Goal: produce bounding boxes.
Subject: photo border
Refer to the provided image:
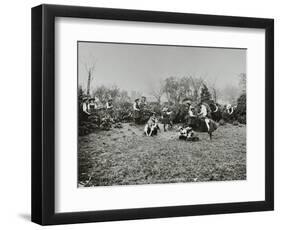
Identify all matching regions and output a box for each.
[76,40,247,186]
[31,4,274,225]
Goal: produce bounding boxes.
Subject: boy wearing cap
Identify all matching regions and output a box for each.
[162,107,173,132]
[87,97,96,113]
[106,98,114,119]
[133,98,141,124]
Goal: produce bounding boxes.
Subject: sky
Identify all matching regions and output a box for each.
[78,41,246,98]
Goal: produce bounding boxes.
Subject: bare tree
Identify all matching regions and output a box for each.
[211,87,219,102]
[222,85,239,105]
[205,77,221,103]
[94,85,120,103]
[150,80,164,104]
[189,76,204,102]
[239,73,246,94]
[84,62,96,97]
[162,76,187,105]
[130,90,142,101]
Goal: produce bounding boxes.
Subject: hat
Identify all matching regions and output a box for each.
[182,98,191,104]
[135,98,140,102]
[226,104,232,110]
[82,97,88,101]
[183,100,191,105]
[162,107,168,112]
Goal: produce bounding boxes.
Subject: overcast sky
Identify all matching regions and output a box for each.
[78,41,246,97]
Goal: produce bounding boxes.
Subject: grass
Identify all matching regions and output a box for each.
[78,122,246,187]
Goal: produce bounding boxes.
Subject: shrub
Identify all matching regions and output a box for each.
[236,93,246,124]
[219,119,225,126]
[233,121,239,126]
[238,114,246,124]
[200,84,211,102]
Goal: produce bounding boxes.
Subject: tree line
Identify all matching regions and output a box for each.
[80,73,246,107]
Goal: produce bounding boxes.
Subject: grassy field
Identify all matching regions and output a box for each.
[78,122,246,187]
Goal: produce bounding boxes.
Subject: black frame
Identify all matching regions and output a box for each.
[31,4,274,225]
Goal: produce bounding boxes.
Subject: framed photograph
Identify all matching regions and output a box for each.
[31,4,274,225]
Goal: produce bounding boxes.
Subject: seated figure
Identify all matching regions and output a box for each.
[144,113,160,136]
[179,126,199,142]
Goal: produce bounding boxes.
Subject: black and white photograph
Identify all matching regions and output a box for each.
[78,41,247,187]
[29,3,274,226]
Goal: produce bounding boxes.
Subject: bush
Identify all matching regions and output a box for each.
[149,102,162,116]
[100,116,113,130]
[200,84,211,102]
[219,119,225,126]
[114,101,133,123]
[236,93,246,124]
[233,121,239,126]
[169,104,188,124]
[238,114,246,124]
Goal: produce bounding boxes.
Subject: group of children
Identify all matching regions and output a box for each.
[81,97,113,116]
[143,110,199,141]
[143,99,213,141]
[133,96,148,124]
[81,95,211,141]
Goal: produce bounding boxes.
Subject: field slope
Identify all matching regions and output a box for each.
[78,123,246,187]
